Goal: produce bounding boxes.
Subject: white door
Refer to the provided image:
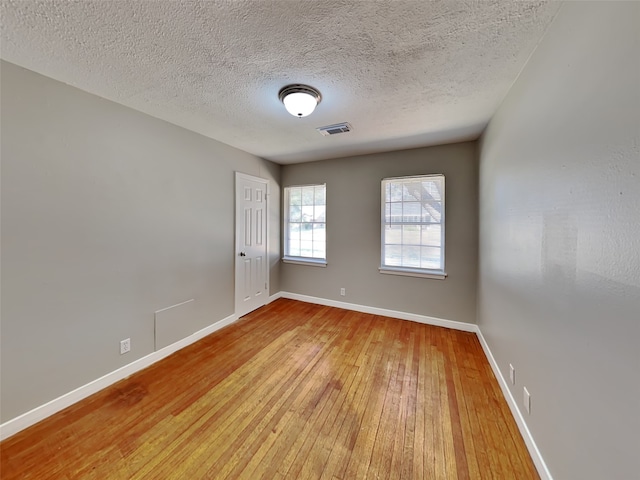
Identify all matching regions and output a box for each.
[235,172,269,317]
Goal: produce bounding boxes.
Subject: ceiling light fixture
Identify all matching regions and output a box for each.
[278,84,322,118]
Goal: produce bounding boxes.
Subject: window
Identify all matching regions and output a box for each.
[283,184,327,266]
[380,174,446,278]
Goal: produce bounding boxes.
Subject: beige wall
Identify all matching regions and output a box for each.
[281,142,478,324]
[478,3,640,479]
[0,61,281,422]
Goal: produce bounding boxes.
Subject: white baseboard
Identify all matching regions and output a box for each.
[1,291,552,480]
[268,291,283,303]
[276,292,551,479]
[476,329,553,480]
[0,312,238,441]
[277,291,478,332]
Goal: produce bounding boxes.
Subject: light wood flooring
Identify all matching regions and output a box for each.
[1,298,538,479]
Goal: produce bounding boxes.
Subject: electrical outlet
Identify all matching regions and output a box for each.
[120,338,131,355]
[523,387,531,414]
[340,288,346,296]
[509,364,516,385]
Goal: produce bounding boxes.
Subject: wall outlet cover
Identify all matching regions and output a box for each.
[120,338,131,355]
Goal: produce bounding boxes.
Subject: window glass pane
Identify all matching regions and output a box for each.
[312,223,325,240]
[421,246,441,270]
[403,181,421,201]
[285,184,326,260]
[390,203,402,222]
[381,175,444,272]
[403,202,421,221]
[402,246,421,268]
[289,223,301,241]
[302,186,315,205]
[314,205,326,222]
[312,243,326,258]
[288,222,300,257]
[384,245,402,266]
[390,182,403,202]
[300,240,313,257]
[289,187,302,205]
[402,225,420,245]
[422,180,442,201]
[421,225,441,247]
[384,225,402,244]
[301,205,314,222]
[290,205,301,222]
[422,202,442,223]
[288,244,300,256]
[300,223,313,241]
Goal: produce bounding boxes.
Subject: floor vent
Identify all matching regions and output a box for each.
[317,122,352,136]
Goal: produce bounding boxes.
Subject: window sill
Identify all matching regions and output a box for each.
[378,267,447,280]
[283,257,327,267]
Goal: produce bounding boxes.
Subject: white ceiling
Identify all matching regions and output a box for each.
[0,0,562,164]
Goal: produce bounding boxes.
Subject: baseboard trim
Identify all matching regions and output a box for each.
[1,292,552,480]
[278,291,477,332]
[276,291,550,479]
[0,312,238,441]
[476,329,553,480]
[268,291,284,303]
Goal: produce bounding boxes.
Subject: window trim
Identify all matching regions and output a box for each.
[283,183,327,265]
[378,266,447,279]
[282,257,327,267]
[380,174,446,279]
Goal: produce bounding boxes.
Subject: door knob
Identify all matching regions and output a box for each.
[239,252,246,257]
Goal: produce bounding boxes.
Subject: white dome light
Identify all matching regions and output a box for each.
[278,84,322,118]
[283,92,317,117]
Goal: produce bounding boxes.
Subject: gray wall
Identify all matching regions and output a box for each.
[0,61,281,422]
[478,3,640,479]
[281,143,478,324]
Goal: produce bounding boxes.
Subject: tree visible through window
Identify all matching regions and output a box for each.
[284,184,326,262]
[381,175,445,276]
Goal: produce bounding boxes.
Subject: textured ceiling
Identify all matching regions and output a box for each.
[1,0,561,164]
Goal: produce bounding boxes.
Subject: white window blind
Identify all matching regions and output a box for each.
[284,184,326,264]
[381,175,445,278]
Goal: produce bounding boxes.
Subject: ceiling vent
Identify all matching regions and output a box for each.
[317,122,352,136]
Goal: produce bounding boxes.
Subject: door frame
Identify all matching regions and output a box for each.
[234,171,270,317]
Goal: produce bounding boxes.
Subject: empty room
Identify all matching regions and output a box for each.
[1,1,638,479]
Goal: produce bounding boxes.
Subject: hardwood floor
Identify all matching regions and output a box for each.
[1,299,538,479]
